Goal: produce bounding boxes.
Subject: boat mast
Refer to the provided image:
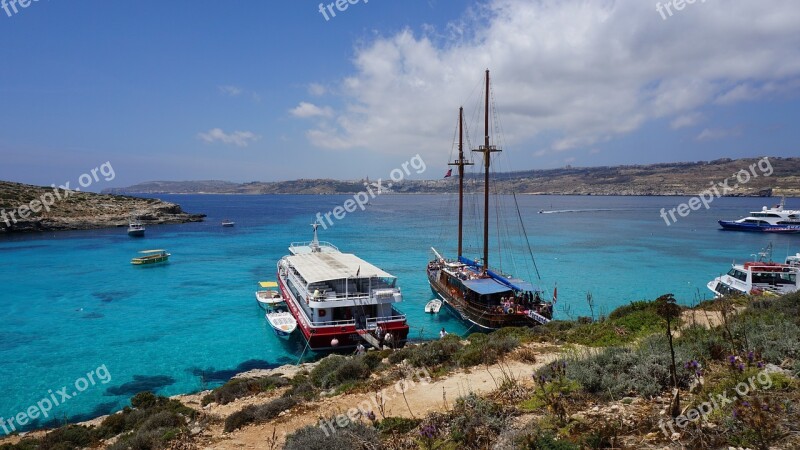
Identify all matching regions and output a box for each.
[449,106,473,258]
[472,69,501,274]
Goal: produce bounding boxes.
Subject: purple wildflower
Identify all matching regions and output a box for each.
[419,424,437,439]
[757,361,764,369]
[737,363,745,372]
[728,355,736,365]
[747,351,755,362]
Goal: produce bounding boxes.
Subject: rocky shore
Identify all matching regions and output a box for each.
[0,181,205,234]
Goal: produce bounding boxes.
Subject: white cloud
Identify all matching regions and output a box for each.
[295,0,800,157]
[219,85,243,96]
[197,128,261,147]
[219,85,261,102]
[670,112,705,129]
[308,83,327,96]
[290,102,333,118]
[696,127,742,142]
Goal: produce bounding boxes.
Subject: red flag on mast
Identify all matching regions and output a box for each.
[443,169,452,178]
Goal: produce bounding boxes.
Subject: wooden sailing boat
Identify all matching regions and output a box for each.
[426,70,554,330]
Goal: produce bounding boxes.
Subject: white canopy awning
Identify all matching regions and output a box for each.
[286,252,395,284]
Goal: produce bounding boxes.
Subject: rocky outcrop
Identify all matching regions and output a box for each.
[0,181,205,234]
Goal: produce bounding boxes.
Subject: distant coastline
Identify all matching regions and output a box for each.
[103,157,800,197]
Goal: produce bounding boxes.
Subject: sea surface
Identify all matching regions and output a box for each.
[1,194,798,429]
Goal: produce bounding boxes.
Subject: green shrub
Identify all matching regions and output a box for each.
[284,421,382,450]
[406,335,462,368]
[202,375,289,406]
[131,392,159,409]
[376,417,420,434]
[449,394,508,447]
[223,397,298,432]
[310,355,371,390]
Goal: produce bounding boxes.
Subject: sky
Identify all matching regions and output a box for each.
[0,0,799,190]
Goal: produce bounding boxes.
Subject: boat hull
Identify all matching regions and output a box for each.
[128,230,145,237]
[719,220,800,233]
[428,278,544,331]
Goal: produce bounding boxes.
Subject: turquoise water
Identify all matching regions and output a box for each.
[1,194,798,430]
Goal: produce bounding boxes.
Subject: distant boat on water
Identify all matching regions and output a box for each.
[131,249,170,266]
[221,220,235,227]
[127,218,145,237]
[427,70,554,330]
[718,197,800,233]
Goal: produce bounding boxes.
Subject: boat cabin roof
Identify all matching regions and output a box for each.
[463,278,513,295]
[139,249,167,254]
[286,251,395,284]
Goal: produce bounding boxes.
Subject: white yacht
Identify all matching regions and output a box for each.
[719,197,800,233]
[707,244,800,298]
[276,224,409,350]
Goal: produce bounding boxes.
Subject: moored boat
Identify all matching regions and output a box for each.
[277,224,409,351]
[266,311,297,338]
[707,244,800,298]
[427,70,553,330]
[718,197,800,233]
[131,249,170,265]
[255,281,284,309]
[222,220,235,227]
[424,299,442,314]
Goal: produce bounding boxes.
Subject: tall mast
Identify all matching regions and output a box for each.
[449,107,473,258]
[472,69,501,274]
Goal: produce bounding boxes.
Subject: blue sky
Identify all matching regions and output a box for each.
[1,0,799,189]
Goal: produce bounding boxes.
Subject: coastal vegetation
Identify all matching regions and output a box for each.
[2,292,799,449]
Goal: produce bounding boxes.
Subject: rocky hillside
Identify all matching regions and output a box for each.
[0,181,205,234]
[104,157,800,197]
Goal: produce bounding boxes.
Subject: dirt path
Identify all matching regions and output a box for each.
[197,348,561,449]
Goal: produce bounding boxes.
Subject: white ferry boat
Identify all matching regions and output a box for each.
[277,224,409,351]
[707,245,800,298]
[719,197,800,233]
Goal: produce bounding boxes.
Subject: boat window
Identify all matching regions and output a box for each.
[726,269,747,282]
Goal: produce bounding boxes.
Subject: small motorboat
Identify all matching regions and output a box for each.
[127,219,145,237]
[266,311,297,338]
[221,220,235,227]
[131,249,170,266]
[424,299,443,314]
[255,281,284,309]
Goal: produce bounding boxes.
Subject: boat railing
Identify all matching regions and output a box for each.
[309,318,357,327]
[365,314,407,329]
[289,240,339,251]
